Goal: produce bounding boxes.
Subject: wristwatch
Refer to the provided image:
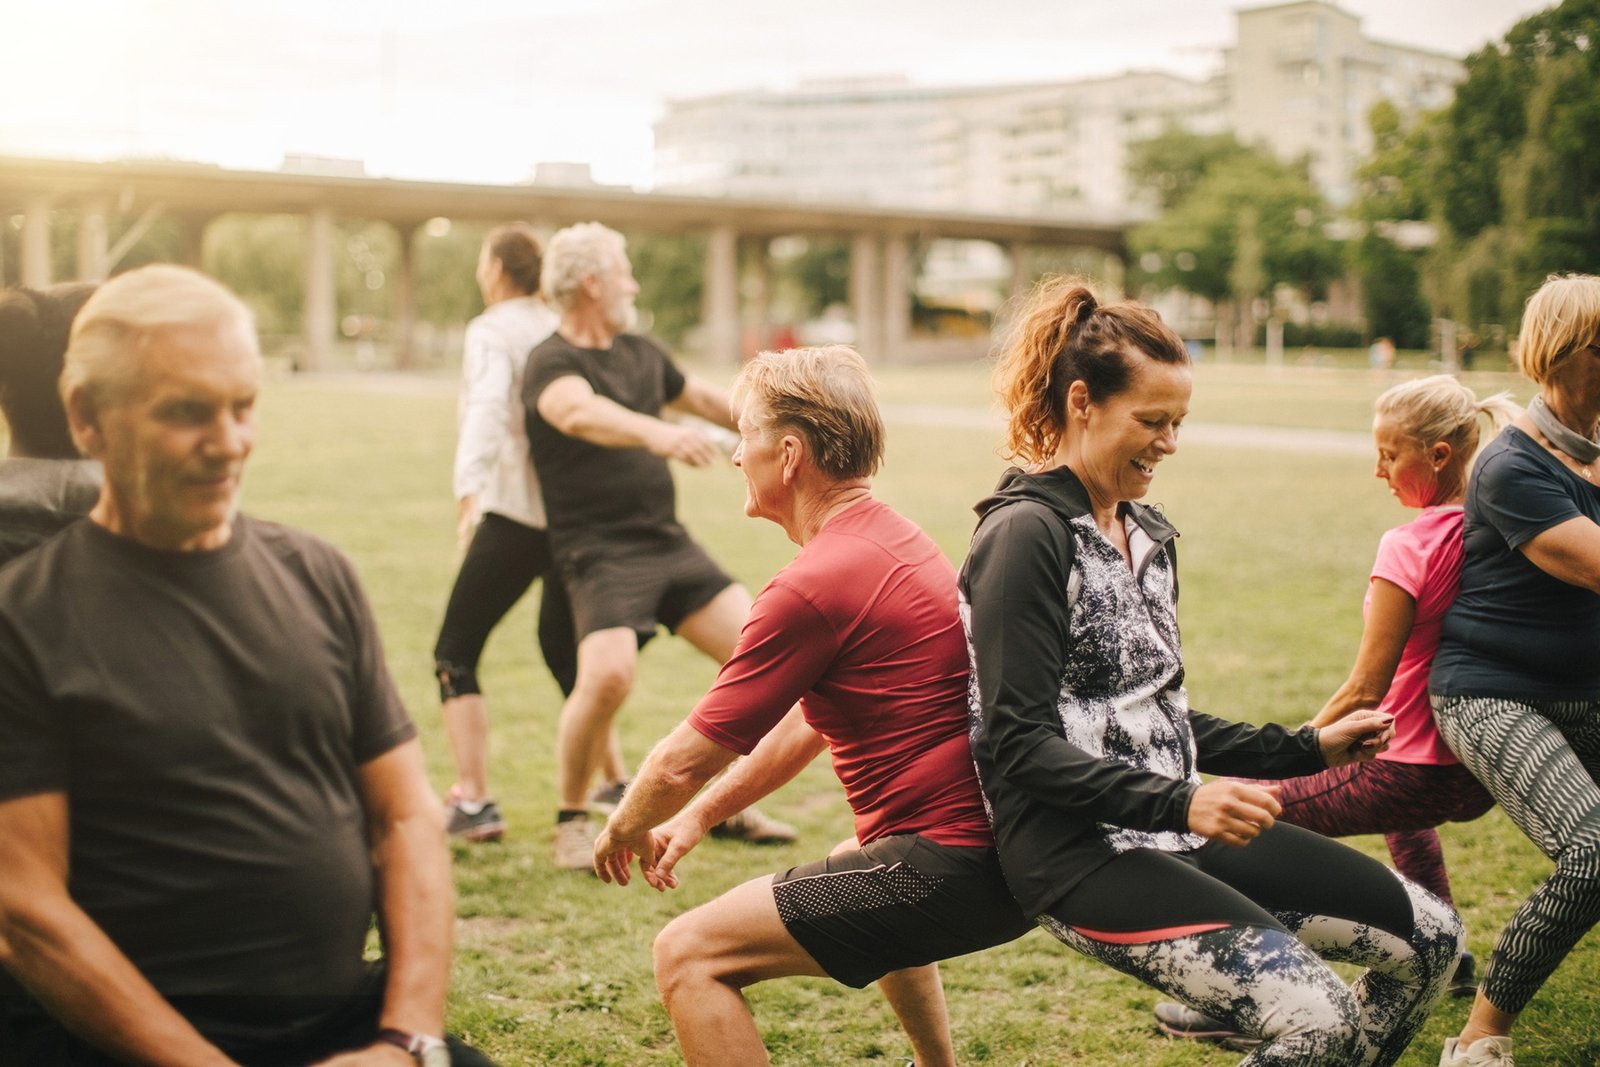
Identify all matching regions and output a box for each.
[376,1027,451,1067]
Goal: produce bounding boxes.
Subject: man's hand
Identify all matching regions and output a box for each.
[308,1041,412,1066]
[638,810,712,891]
[594,822,662,888]
[1187,780,1282,847]
[644,422,720,468]
[1317,708,1394,767]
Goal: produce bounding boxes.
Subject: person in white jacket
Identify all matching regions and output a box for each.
[432,223,624,842]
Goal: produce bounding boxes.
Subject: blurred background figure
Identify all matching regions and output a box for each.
[0,284,101,568]
[432,223,627,843]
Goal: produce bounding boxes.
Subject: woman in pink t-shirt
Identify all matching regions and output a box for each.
[1157,375,1519,1047]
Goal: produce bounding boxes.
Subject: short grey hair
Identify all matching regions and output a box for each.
[60,264,256,411]
[732,345,885,480]
[540,222,626,311]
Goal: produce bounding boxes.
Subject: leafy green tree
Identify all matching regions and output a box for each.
[626,231,706,347]
[1424,0,1600,329]
[1130,150,1340,328]
[1127,128,1255,213]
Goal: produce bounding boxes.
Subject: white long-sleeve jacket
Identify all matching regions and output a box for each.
[452,296,558,528]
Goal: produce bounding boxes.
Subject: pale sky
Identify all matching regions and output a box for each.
[0,0,1546,189]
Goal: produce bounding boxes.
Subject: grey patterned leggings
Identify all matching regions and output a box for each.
[1039,824,1462,1066]
[1433,695,1600,1015]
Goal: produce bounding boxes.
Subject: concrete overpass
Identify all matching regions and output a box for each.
[0,155,1131,367]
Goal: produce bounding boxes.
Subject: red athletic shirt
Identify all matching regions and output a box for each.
[688,498,993,847]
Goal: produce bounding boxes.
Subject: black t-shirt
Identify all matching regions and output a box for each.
[522,332,687,555]
[1432,427,1600,699]
[0,516,416,1048]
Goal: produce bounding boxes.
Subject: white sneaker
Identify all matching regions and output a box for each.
[1440,1035,1513,1065]
[553,813,598,873]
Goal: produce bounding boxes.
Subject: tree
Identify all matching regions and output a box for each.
[1127,128,1255,213]
[1423,0,1600,329]
[1130,146,1340,343]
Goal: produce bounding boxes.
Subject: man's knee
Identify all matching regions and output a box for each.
[654,911,721,1002]
[572,634,639,708]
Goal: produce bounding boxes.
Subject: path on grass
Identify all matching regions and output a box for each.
[885,403,1372,456]
[298,373,1372,457]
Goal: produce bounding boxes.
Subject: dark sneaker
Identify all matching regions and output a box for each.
[588,778,629,814]
[553,812,599,873]
[708,806,797,844]
[1153,1002,1261,1051]
[446,798,506,842]
[1450,951,1479,998]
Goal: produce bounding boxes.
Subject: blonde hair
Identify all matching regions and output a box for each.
[993,275,1188,466]
[60,264,255,410]
[540,222,626,311]
[1516,273,1600,383]
[731,345,884,480]
[1374,374,1519,466]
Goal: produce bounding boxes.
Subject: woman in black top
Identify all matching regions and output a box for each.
[959,276,1462,1066]
[1431,273,1600,1067]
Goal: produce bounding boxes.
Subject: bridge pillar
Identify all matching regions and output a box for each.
[702,224,739,366]
[393,221,418,370]
[883,235,911,363]
[849,235,883,362]
[21,196,52,288]
[303,207,336,372]
[76,200,110,281]
[1009,241,1031,299]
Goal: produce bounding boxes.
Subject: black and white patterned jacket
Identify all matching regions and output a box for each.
[959,466,1325,919]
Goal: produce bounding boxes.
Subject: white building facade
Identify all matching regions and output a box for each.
[652,1,1462,215]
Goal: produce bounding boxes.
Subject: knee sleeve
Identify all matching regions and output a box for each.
[436,661,481,701]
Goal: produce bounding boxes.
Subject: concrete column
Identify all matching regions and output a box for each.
[393,222,418,370]
[701,224,739,366]
[21,196,52,288]
[882,235,911,363]
[76,200,110,281]
[1009,241,1031,298]
[303,207,337,372]
[747,237,771,353]
[849,235,883,362]
[174,214,210,268]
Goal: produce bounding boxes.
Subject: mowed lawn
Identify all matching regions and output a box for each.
[239,359,1599,1067]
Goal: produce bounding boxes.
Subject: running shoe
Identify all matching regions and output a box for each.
[445,794,506,842]
[553,812,599,873]
[588,778,630,814]
[1449,951,1479,998]
[708,806,798,844]
[1440,1035,1513,1065]
[1153,1002,1262,1051]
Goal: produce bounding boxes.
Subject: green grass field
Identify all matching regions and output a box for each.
[237,360,1598,1066]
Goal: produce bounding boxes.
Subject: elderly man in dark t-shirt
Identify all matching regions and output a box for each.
[0,266,486,1067]
[523,222,794,871]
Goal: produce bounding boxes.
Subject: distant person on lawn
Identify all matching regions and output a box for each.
[523,221,794,871]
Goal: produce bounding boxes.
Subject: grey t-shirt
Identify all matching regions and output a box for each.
[1432,427,1600,699]
[0,515,415,1047]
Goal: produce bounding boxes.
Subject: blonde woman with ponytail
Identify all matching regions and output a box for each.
[1156,375,1517,1048]
[960,277,1462,1066]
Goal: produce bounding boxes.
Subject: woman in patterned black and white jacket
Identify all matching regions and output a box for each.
[959,276,1462,1066]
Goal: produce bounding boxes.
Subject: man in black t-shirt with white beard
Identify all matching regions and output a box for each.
[524,222,795,871]
[0,265,488,1067]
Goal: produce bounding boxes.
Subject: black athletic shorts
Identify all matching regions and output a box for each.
[558,534,734,643]
[771,833,1032,988]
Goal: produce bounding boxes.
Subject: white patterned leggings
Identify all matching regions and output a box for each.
[1433,695,1600,1015]
[1039,824,1462,1066]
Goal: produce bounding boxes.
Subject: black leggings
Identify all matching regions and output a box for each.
[1039,823,1462,1066]
[432,513,576,699]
